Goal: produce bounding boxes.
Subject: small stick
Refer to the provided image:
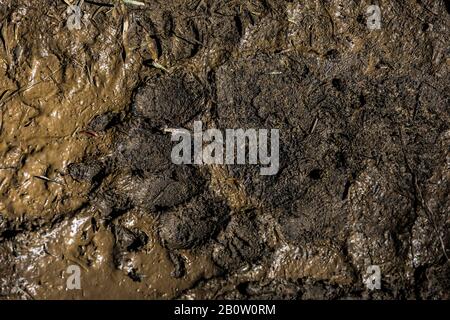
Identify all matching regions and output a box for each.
[310,118,318,134]
[123,0,145,6]
[151,61,169,72]
[33,175,63,185]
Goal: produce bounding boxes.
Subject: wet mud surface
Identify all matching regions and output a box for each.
[0,0,449,299]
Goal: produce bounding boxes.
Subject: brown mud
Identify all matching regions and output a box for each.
[0,0,449,299]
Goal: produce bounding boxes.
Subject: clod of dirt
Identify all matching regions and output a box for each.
[131,70,206,128]
[87,112,121,132]
[212,212,265,271]
[113,225,148,253]
[68,162,104,183]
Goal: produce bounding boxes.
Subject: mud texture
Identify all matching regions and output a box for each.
[0,0,449,299]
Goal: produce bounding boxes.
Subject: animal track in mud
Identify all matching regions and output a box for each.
[68,69,241,277]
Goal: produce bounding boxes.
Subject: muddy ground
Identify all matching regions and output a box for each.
[0,0,449,299]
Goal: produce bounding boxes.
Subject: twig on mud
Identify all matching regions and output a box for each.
[85,0,114,7]
[33,175,63,185]
[79,129,99,137]
[310,117,318,134]
[120,7,130,63]
[143,59,169,72]
[0,89,10,105]
[122,0,145,6]
[83,0,145,7]
[173,32,203,47]
[150,61,169,72]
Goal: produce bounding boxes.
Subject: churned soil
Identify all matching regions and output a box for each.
[0,0,449,299]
